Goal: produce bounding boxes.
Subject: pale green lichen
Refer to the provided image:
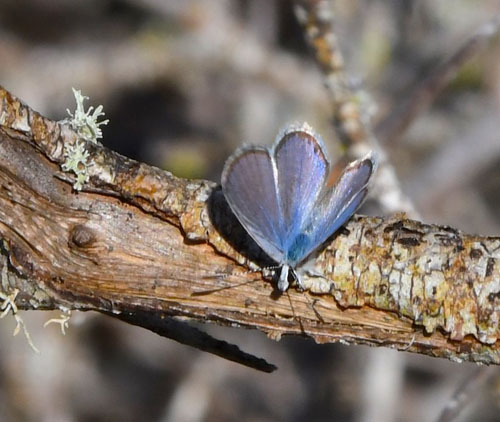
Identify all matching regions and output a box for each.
[66,88,108,143]
[0,264,40,353]
[62,88,109,190]
[61,140,90,191]
[43,310,71,335]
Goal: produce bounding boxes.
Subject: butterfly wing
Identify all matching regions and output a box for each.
[222,126,375,271]
[273,131,329,251]
[297,153,376,263]
[221,147,286,263]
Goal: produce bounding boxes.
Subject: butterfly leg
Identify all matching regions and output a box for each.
[277,264,290,292]
[293,270,306,291]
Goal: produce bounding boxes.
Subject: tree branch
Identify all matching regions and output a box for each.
[0,85,499,367]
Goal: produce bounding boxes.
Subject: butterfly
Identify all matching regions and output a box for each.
[221,123,376,292]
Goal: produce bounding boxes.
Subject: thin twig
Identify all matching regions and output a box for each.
[113,311,277,373]
[436,366,496,422]
[293,0,419,217]
[376,13,500,146]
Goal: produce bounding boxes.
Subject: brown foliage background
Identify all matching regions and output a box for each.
[0,1,499,421]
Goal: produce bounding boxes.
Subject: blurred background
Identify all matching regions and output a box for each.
[1,1,500,421]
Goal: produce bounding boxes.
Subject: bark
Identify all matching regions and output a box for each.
[1,86,500,368]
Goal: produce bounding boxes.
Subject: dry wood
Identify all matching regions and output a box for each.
[0,86,499,369]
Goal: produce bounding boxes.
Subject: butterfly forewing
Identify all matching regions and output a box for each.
[222,148,286,262]
[274,131,329,247]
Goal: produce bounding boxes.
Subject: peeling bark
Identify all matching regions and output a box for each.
[1,86,499,366]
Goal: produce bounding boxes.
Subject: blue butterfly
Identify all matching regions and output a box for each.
[222,123,376,292]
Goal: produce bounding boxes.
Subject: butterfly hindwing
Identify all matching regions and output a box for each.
[300,154,375,260]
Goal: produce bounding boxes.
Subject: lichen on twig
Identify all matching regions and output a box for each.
[0,264,39,353]
[65,87,108,144]
[43,310,72,336]
[60,88,109,190]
